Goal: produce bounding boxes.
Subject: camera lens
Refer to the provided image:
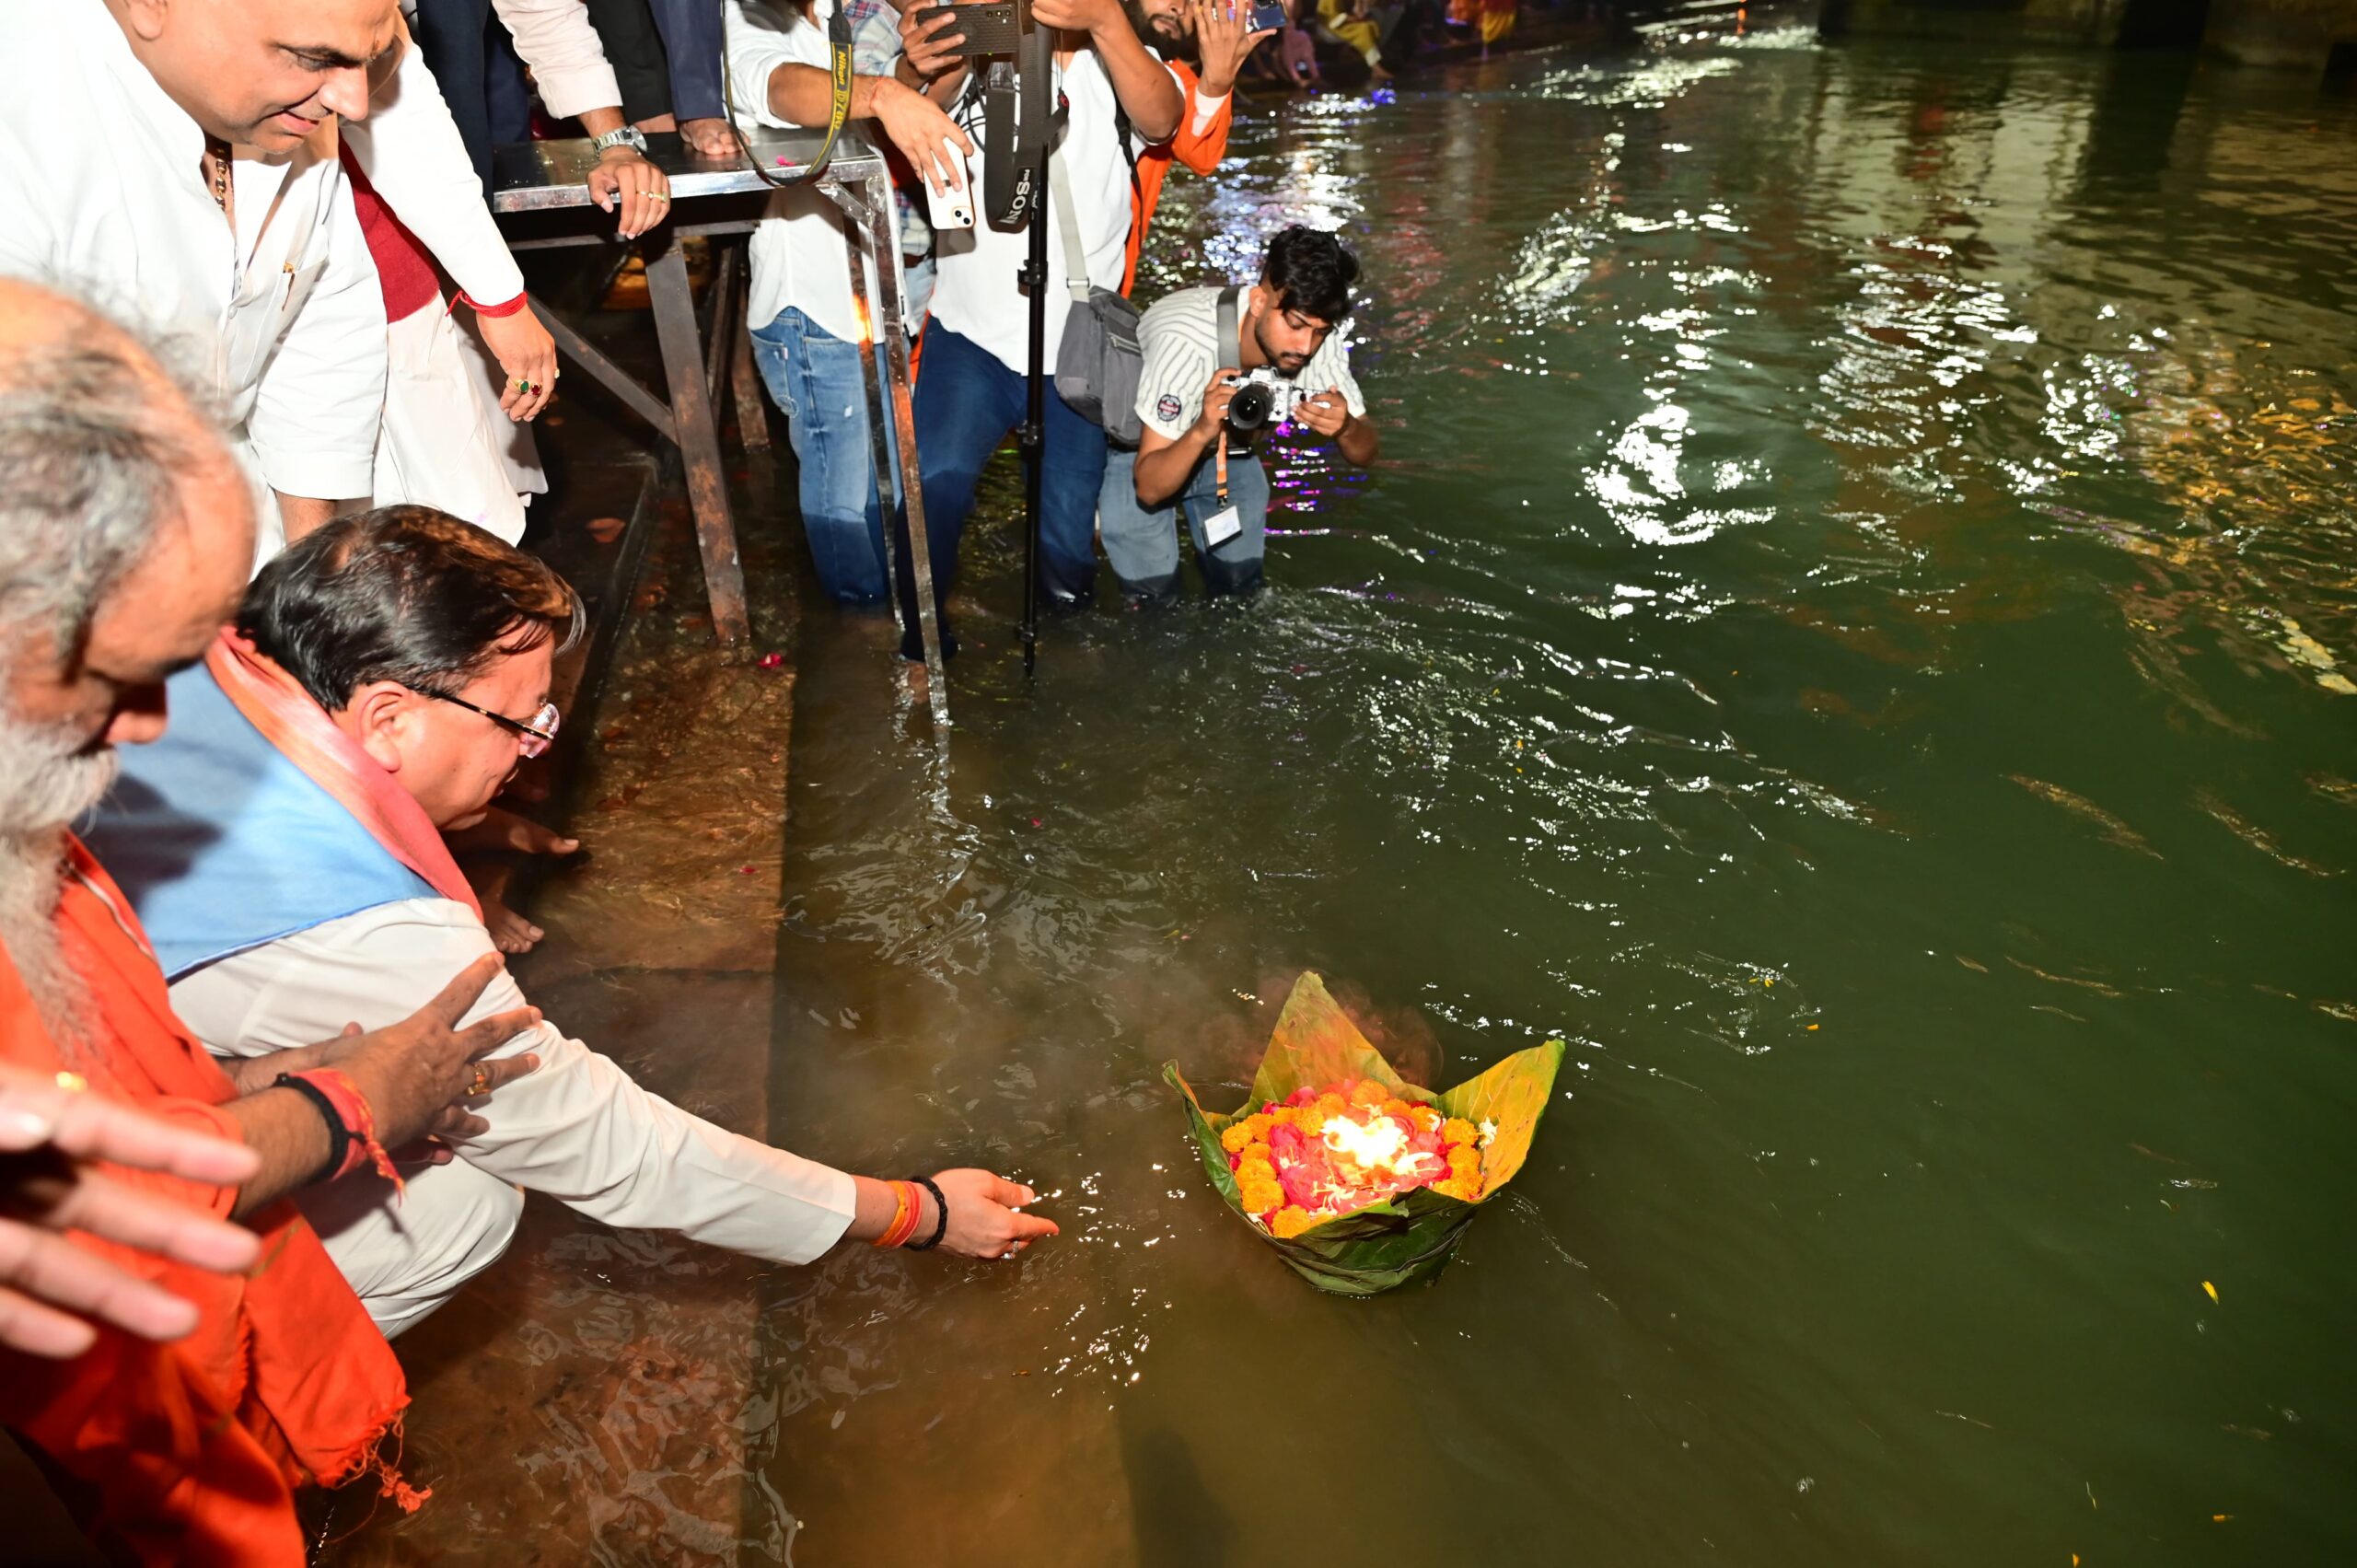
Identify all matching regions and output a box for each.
[1227,380,1274,431]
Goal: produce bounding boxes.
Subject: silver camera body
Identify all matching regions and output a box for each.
[1225,367,1309,433]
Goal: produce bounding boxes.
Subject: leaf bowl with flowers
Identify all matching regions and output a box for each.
[1166,972,1565,1295]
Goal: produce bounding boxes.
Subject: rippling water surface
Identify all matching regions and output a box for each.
[749,14,2357,1563]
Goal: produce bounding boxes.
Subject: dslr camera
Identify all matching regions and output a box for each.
[1225,368,1295,433]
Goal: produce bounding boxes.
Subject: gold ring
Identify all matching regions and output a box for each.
[646,192,670,202]
[53,1070,87,1094]
[514,377,530,390]
[469,1068,491,1097]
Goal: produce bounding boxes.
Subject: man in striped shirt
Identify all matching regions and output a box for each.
[1109,226,1376,598]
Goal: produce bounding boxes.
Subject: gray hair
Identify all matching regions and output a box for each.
[0,316,215,658]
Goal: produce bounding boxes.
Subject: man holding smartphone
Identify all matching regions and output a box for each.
[1107,226,1377,598]
[725,0,973,606]
[885,0,1184,660]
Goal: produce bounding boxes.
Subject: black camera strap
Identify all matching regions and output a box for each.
[981,2,1062,228]
[980,63,1035,226]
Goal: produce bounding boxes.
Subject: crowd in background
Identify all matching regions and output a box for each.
[0,0,1434,1558]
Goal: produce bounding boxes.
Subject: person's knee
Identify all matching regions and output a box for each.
[1120,571,1182,605]
[1202,550,1266,598]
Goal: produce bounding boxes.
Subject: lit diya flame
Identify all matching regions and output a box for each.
[1319,1112,1440,1183]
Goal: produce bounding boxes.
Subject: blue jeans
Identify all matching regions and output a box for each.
[750,308,900,606]
[1098,446,1270,599]
[892,323,1107,660]
[411,0,531,190]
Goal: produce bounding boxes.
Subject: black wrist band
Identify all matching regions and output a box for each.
[273,1072,348,1187]
[906,1175,950,1251]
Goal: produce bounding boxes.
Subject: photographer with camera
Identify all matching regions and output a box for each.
[1107,225,1376,598]
[883,0,1183,660]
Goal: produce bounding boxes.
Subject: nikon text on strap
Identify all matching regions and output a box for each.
[724,0,854,188]
[982,2,1060,227]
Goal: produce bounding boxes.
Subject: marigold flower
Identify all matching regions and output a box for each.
[1271,1206,1320,1238]
[1349,1079,1392,1108]
[1442,1117,1478,1146]
[1220,1121,1257,1154]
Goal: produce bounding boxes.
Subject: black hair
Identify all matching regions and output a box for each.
[239,505,584,713]
[1260,226,1359,324]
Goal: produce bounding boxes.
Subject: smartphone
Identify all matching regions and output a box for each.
[923,161,975,230]
[910,2,1022,57]
[1248,1,1290,29]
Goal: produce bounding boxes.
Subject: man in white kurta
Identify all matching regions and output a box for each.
[0,0,396,568]
[354,3,673,539]
[85,510,1054,1333]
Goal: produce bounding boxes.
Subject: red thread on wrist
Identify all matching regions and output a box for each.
[456,290,528,318]
[296,1068,405,1197]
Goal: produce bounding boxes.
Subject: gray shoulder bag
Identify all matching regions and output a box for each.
[1050,151,1145,447]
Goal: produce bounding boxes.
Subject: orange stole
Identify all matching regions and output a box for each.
[0,839,416,1565]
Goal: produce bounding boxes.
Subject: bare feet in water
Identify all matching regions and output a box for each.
[448,807,581,954]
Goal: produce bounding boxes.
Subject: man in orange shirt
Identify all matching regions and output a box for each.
[1125,0,1274,295]
[0,281,537,1564]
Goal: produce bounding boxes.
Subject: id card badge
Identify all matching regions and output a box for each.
[1202,505,1243,548]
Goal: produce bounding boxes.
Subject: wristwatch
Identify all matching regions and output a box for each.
[590,126,649,157]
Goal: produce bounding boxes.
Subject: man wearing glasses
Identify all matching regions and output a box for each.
[87,507,1053,1337]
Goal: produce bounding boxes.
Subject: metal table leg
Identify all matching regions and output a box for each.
[831,173,948,726]
[645,236,751,645]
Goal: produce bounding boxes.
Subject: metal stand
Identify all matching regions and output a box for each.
[841,172,950,729]
[1018,142,1050,679]
[490,128,948,722]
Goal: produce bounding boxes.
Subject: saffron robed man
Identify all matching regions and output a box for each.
[87,509,1061,1338]
[0,279,545,1566]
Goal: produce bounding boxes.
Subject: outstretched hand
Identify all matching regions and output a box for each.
[1,1063,262,1358]
[927,1168,1060,1260]
[1190,0,1278,99]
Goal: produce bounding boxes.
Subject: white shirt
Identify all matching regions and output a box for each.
[1135,284,1364,440]
[489,0,624,121]
[927,49,1174,377]
[724,0,901,346]
[0,3,385,526]
[168,898,859,1266]
[343,41,528,309]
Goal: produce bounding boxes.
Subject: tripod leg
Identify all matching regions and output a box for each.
[1020,145,1051,678]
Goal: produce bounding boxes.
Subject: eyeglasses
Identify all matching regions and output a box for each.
[411,687,562,759]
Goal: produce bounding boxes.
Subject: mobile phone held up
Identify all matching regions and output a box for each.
[1247,1,1290,30]
[925,161,975,230]
[910,1,1021,57]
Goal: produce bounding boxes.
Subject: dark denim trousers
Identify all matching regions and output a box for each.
[890,323,1107,660]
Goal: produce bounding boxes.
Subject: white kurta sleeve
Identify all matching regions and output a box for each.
[169,899,858,1265]
[344,47,528,307]
[244,165,386,501]
[493,0,624,122]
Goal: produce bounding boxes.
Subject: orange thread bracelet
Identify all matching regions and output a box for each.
[453,290,528,318]
[872,1179,919,1248]
[296,1068,404,1197]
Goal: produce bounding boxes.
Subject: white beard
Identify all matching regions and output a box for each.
[0,710,120,1055]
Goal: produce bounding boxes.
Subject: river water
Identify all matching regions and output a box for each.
[751,12,2357,1565]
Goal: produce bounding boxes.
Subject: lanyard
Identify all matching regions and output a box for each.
[1215,434,1229,508]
